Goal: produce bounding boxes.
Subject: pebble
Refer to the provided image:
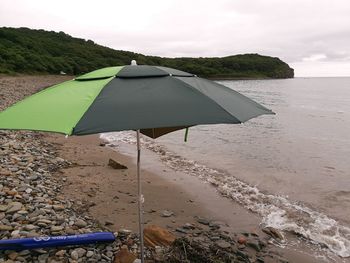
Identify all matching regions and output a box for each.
[215,239,232,249]
[70,250,79,260]
[51,225,64,232]
[0,224,13,231]
[197,217,210,225]
[74,218,88,228]
[161,210,174,217]
[6,202,22,214]
[8,252,18,260]
[55,250,66,257]
[0,205,8,212]
[86,251,94,258]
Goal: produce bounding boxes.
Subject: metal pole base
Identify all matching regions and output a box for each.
[136,130,145,263]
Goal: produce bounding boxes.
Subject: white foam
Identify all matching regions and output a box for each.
[100,131,350,258]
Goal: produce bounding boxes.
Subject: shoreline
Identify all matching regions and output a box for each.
[46,133,325,263]
[0,74,342,262]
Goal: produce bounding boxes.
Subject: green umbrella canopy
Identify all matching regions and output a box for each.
[0,65,274,138]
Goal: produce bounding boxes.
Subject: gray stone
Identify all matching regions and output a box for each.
[71,250,79,260]
[51,225,64,232]
[176,227,189,234]
[38,253,49,262]
[86,251,94,258]
[7,251,18,260]
[55,250,66,257]
[24,224,37,231]
[0,205,8,212]
[161,210,174,217]
[74,219,87,228]
[0,224,13,231]
[197,217,210,225]
[215,240,231,249]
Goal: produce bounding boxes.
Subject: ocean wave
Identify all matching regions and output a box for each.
[101,131,350,258]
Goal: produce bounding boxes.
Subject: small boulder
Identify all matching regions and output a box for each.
[144,225,176,248]
[237,236,247,245]
[108,159,128,170]
[262,226,284,240]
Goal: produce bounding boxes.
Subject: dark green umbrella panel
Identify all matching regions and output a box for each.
[0,65,274,138]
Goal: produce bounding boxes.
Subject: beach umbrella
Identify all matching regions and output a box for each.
[0,62,274,262]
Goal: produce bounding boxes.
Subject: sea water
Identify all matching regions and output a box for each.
[101,77,350,259]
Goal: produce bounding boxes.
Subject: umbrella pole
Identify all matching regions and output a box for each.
[136,130,145,263]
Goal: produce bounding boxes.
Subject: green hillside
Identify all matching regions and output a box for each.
[0,27,294,78]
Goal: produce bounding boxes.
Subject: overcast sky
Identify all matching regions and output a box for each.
[1,0,350,77]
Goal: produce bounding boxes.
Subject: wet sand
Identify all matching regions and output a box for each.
[46,134,325,263]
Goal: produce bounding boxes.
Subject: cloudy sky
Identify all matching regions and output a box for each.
[1,0,350,77]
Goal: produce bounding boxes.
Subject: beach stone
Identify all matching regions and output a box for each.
[161,210,174,217]
[70,250,79,260]
[118,229,132,236]
[262,226,284,240]
[55,250,66,257]
[6,202,22,214]
[24,224,37,231]
[176,227,189,234]
[0,212,5,220]
[197,217,210,225]
[108,159,128,170]
[144,225,176,247]
[37,219,52,224]
[0,224,13,231]
[153,246,167,261]
[74,248,87,257]
[86,251,94,258]
[51,225,64,232]
[18,250,30,256]
[0,205,8,212]
[74,218,87,228]
[11,229,20,237]
[52,204,65,211]
[7,252,18,260]
[215,239,231,249]
[183,223,195,229]
[38,254,49,262]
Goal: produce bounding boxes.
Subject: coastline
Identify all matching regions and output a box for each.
[0,74,339,262]
[46,133,325,263]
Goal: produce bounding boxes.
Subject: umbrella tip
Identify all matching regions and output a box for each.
[131,60,137,66]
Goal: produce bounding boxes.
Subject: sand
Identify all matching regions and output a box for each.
[45,133,325,263]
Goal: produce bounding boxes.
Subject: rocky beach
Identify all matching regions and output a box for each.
[0,75,328,263]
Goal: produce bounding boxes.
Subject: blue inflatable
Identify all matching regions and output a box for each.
[0,232,115,251]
